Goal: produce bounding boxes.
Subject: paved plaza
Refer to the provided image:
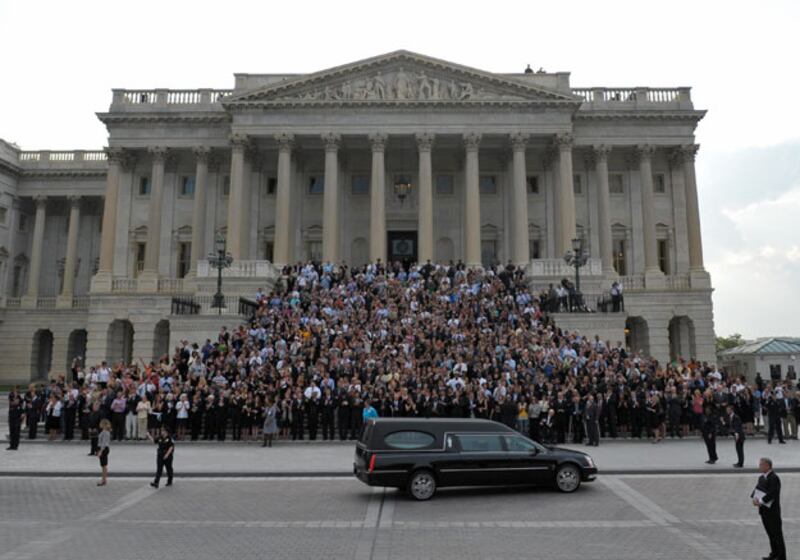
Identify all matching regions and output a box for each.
[1,473,797,560]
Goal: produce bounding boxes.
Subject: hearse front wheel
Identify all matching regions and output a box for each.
[555,464,581,493]
[407,470,436,501]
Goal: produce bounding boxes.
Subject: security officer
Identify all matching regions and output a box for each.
[149,427,174,488]
[7,390,22,450]
[701,406,718,464]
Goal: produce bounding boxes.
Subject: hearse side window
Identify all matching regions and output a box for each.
[503,436,537,452]
[456,434,504,452]
[384,431,435,450]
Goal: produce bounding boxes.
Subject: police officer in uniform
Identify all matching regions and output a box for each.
[149,427,174,488]
[7,390,22,450]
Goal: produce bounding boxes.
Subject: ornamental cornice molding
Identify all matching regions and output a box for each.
[574,110,706,122]
[96,113,231,125]
[226,99,577,111]
[21,169,107,178]
[0,159,22,176]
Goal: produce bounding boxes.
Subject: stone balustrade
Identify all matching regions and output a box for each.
[112,88,233,108]
[17,150,107,165]
[196,259,278,279]
[571,87,692,110]
[529,258,603,278]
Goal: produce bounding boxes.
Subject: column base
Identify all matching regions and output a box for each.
[56,294,74,309]
[90,271,113,293]
[689,269,711,289]
[137,271,159,293]
[644,269,666,290]
[20,295,37,309]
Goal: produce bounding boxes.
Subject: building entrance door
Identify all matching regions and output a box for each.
[387,231,417,268]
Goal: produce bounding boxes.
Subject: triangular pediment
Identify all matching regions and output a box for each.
[225,50,580,108]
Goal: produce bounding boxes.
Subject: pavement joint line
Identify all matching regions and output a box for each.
[354,487,384,560]
[599,476,680,525]
[665,526,742,560]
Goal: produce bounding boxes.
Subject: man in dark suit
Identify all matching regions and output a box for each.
[701,406,718,464]
[583,395,600,446]
[728,405,745,468]
[7,390,22,450]
[752,457,786,560]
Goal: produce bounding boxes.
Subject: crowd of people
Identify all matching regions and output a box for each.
[6,260,800,451]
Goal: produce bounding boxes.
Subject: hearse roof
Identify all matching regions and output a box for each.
[368,418,515,435]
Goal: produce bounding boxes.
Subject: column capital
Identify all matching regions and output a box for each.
[229,133,250,152]
[592,144,612,161]
[192,146,212,163]
[369,132,389,152]
[636,144,656,162]
[414,132,434,152]
[67,195,82,208]
[679,143,700,162]
[148,146,169,162]
[33,195,48,208]
[322,132,342,152]
[462,132,481,152]
[274,132,295,153]
[509,132,529,152]
[554,133,574,150]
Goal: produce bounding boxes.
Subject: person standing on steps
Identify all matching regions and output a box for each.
[728,405,745,468]
[149,427,174,488]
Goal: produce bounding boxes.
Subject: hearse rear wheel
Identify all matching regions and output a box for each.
[407,470,436,501]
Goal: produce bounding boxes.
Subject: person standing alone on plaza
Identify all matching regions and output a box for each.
[262,398,278,448]
[728,405,745,468]
[701,406,718,464]
[751,457,786,560]
[7,390,22,450]
[96,419,111,486]
[149,427,174,488]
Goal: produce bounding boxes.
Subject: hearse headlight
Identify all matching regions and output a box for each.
[583,456,595,468]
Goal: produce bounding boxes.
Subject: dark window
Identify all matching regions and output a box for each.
[266,177,277,195]
[653,173,666,194]
[436,174,454,195]
[309,176,324,194]
[573,174,583,194]
[221,176,230,197]
[456,434,503,452]
[177,242,191,278]
[526,175,539,194]
[135,242,146,277]
[384,431,436,450]
[138,176,151,196]
[264,241,274,261]
[479,175,497,194]
[180,176,196,197]
[613,239,627,276]
[609,174,624,194]
[529,239,541,260]
[351,175,369,195]
[657,239,669,275]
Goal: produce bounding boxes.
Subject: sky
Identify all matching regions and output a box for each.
[0,0,798,339]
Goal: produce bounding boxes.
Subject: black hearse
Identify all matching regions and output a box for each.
[354,418,598,500]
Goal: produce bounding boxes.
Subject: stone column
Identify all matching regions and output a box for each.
[188,147,210,278]
[226,134,248,260]
[57,196,81,308]
[680,144,706,273]
[21,195,47,308]
[555,133,576,255]
[510,133,530,265]
[369,132,388,264]
[463,132,482,267]
[139,147,168,291]
[415,132,434,263]
[321,132,341,263]
[593,145,615,275]
[273,133,295,266]
[92,148,126,292]
[637,145,663,285]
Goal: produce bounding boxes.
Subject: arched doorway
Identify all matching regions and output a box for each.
[153,320,170,363]
[625,316,650,357]
[66,329,88,376]
[107,320,134,365]
[669,316,696,361]
[31,329,54,381]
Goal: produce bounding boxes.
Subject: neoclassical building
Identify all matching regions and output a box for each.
[0,51,715,384]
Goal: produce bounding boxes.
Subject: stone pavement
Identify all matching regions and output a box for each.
[2,438,799,476]
[1,474,798,559]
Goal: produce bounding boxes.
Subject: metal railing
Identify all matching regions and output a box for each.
[171,297,200,315]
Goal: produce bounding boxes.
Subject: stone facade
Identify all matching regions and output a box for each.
[0,50,716,384]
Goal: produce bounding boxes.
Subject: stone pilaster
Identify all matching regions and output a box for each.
[510,133,530,265]
[321,132,341,263]
[92,148,127,292]
[369,132,388,264]
[21,195,47,308]
[226,134,248,260]
[415,132,434,264]
[555,133,576,256]
[463,132,482,267]
[57,196,81,308]
[187,147,211,279]
[637,145,665,287]
[139,146,168,292]
[679,144,710,288]
[273,133,295,267]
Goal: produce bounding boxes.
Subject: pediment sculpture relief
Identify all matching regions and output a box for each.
[289,68,490,102]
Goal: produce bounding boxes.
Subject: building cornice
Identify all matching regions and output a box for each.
[575,110,706,122]
[21,170,107,178]
[96,113,231,125]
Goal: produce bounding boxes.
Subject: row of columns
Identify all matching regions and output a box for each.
[87,137,706,294]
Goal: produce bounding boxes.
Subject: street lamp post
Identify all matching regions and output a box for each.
[563,237,589,311]
[208,233,233,315]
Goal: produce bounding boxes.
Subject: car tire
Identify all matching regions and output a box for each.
[407,469,437,501]
[554,463,581,493]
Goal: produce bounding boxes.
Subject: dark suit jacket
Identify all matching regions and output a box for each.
[753,471,781,516]
[729,413,745,438]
